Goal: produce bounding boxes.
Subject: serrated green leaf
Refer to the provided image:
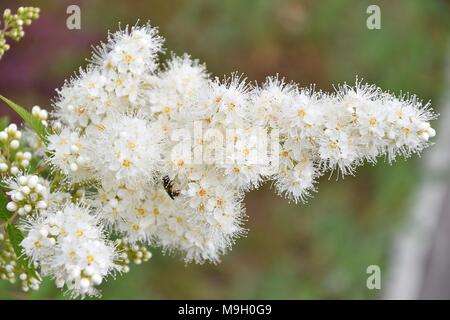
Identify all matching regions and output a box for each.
[0,116,8,131]
[0,95,48,144]
[0,192,11,222]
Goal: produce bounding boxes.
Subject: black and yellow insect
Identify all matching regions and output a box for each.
[163,175,180,200]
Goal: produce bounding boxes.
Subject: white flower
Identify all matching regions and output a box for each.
[21,203,117,297]
[47,128,92,181]
[86,113,163,189]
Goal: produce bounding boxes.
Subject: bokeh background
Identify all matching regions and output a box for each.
[1,0,449,299]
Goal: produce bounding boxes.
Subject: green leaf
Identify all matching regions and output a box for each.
[0,192,12,222]
[0,116,8,131]
[6,223,24,257]
[0,95,48,144]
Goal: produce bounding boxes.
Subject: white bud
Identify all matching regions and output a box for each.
[35,184,45,194]
[13,191,24,201]
[10,140,20,149]
[23,152,32,160]
[0,131,8,141]
[18,208,26,216]
[70,163,78,172]
[24,204,32,213]
[27,175,39,188]
[6,201,17,212]
[0,163,8,172]
[36,201,47,209]
[79,278,91,289]
[20,186,31,195]
[15,131,22,139]
[19,273,27,281]
[428,127,436,138]
[32,106,40,116]
[10,166,19,175]
[18,176,28,186]
[7,123,17,133]
[39,110,48,120]
[21,159,29,167]
[419,132,429,142]
[91,274,102,285]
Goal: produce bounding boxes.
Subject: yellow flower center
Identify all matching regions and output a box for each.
[128,141,136,151]
[402,127,410,136]
[124,54,134,63]
[122,159,132,168]
[75,229,84,238]
[136,207,146,217]
[329,141,338,149]
[198,188,207,197]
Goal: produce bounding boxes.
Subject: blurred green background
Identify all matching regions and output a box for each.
[0,0,449,299]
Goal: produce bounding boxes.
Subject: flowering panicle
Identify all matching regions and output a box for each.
[0,22,437,298]
[44,24,436,266]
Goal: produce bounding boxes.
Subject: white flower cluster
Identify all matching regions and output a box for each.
[43,24,436,267]
[21,203,117,297]
[255,79,437,201]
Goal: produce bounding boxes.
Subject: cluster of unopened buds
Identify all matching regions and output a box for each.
[0,123,28,175]
[0,233,40,292]
[5,174,48,216]
[115,237,153,273]
[0,7,40,59]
